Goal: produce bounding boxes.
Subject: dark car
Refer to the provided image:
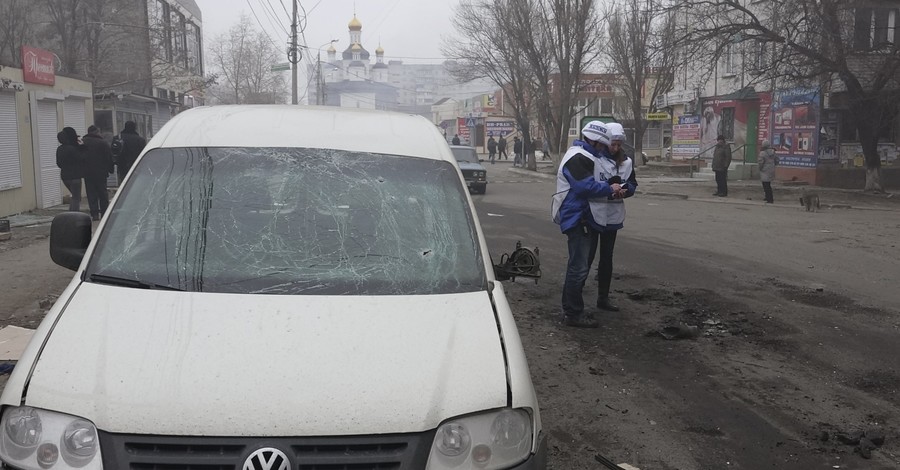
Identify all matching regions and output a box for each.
[450,145,487,194]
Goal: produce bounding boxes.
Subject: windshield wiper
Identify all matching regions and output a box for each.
[87,274,184,291]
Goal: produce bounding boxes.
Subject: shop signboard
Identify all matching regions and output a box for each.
[771,87,820,168]
[672,115,701,159]
[21,46,55,86]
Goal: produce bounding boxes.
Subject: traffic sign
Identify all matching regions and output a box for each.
[270,62,291,72]
[465,117,476,127]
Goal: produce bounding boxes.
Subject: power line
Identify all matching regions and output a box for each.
[259,0,290,36]
[245,0,288,52]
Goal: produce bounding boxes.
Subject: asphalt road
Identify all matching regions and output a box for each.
[474,162,900,469]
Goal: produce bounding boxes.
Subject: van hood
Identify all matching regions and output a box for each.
[25,283,508,436]
[457,161,484,171]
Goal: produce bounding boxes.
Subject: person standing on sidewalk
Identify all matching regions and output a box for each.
[758,139,778,203]
[498,134,508,160]
[81,125,114,221]
[56,127,84,212]
[513,136,523,166]
[551,120,621,328]
[115,121,147,183]
[588,122,637,313]
[712,135,732,197]
[487,135,497,164]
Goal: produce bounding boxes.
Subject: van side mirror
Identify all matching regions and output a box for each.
[50,212,92,271]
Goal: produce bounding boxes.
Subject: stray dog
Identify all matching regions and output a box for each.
[799,189,820,212]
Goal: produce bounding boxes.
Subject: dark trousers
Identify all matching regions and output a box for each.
[84,175,109,218]
[762,181,773,203]
[489,150,496,163]
[562,225,598,317]
[62,178,82,212]
[596,230,618,299]
[499,147,507,159]
[714,170,728,195]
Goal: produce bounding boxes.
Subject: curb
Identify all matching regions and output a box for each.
[640,191,689,200]
[507,167,556,180]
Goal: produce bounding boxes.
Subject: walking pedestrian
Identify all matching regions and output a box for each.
[758,140,778,203]
[498,135,508,160]
[452,134,461,145]
[590,122,637,313]
[81,125,114,221]
[115,121,147,183]
[550,120,622,328]
[513,136,523,167]
[56,127,84,212]
[542,138,551,161]
[487,135,497,164]
[712,135,732,197]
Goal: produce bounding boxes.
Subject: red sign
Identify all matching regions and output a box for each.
[21,46,55,86]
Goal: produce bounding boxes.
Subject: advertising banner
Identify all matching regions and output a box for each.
[485,120,515,138]
[672,115,701,159]
[700,98,751,151]
[771,87,820,168]
[21,46,55,86]
[757,92,772,146]
[457,117,471,143]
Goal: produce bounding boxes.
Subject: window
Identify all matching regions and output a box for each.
[172,10,187,68]
[599,97,613,115]
[854,7,899,50]
[723,43,736,75]
[753,40,767,70]
[149,0,171,61]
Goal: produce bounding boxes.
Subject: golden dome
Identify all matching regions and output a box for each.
[351,43,362,51]
[376,45,384,55]
[348,15,362,31]
[327,44,336,53]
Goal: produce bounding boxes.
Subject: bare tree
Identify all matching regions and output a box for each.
[509,0,603,168]
[442,0,540,167]
[207,16,287,105]
[607,0,678,163]
[0,0,34,66]
[42,0,87,74]
[677,0,900,192]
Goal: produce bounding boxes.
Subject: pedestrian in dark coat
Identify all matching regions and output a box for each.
[451,134,461,145]
[712,135,732,197]
[116,120,147,182]
[487,136,497,164]
[498,135,508,159]
[56,127,84,212]
[81,125,114,220]
[513,137,523,166]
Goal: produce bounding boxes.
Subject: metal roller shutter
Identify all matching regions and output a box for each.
[0,93,22,191]
[37,100,61,208]
[63,99,86,136]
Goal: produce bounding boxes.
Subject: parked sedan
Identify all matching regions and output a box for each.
[450,145,488,194]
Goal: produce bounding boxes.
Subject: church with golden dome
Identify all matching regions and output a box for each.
[308,13,495,117]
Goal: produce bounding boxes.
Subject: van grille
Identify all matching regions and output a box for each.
[99,432,432,470]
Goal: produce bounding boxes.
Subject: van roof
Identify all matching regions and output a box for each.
[148,105,452,161]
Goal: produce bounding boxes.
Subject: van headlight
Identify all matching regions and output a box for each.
[426,408,532,469]
[1,406,102,469]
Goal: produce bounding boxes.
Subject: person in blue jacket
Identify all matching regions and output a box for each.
[551,121,622,328]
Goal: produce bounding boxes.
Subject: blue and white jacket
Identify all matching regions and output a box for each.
[587,151,637,231]
[551,141,616,233]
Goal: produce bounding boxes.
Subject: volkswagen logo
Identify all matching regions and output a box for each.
[243,447,291,470]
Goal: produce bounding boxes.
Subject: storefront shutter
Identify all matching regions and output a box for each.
[63,99,86,136]
[37,100,61,208]
[0,93,22,191]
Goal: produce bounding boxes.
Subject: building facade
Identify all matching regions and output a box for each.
[308,14,492,118]
[662,0,900,185]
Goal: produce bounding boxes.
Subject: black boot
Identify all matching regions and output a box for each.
[563,314,599,328]
[597,297,620,312]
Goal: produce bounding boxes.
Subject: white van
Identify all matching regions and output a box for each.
[0,106,546,470]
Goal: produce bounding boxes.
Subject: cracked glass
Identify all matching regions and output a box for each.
[85,147,486,295]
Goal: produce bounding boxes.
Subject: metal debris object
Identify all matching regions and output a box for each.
[493,241,542,284]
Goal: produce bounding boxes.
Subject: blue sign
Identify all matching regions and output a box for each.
[465,117,476,127]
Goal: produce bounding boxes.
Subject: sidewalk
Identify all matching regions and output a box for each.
[505,164,899,211]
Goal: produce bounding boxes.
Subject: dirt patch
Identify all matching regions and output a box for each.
[853,370,900,402]
[0,224,51,254]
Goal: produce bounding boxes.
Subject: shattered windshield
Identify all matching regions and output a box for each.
[85,147,486,295]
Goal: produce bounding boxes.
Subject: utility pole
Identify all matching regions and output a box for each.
[317,50,322,105]
[290,0,300,104]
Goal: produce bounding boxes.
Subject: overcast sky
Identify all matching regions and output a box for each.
[194,0,457,64]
